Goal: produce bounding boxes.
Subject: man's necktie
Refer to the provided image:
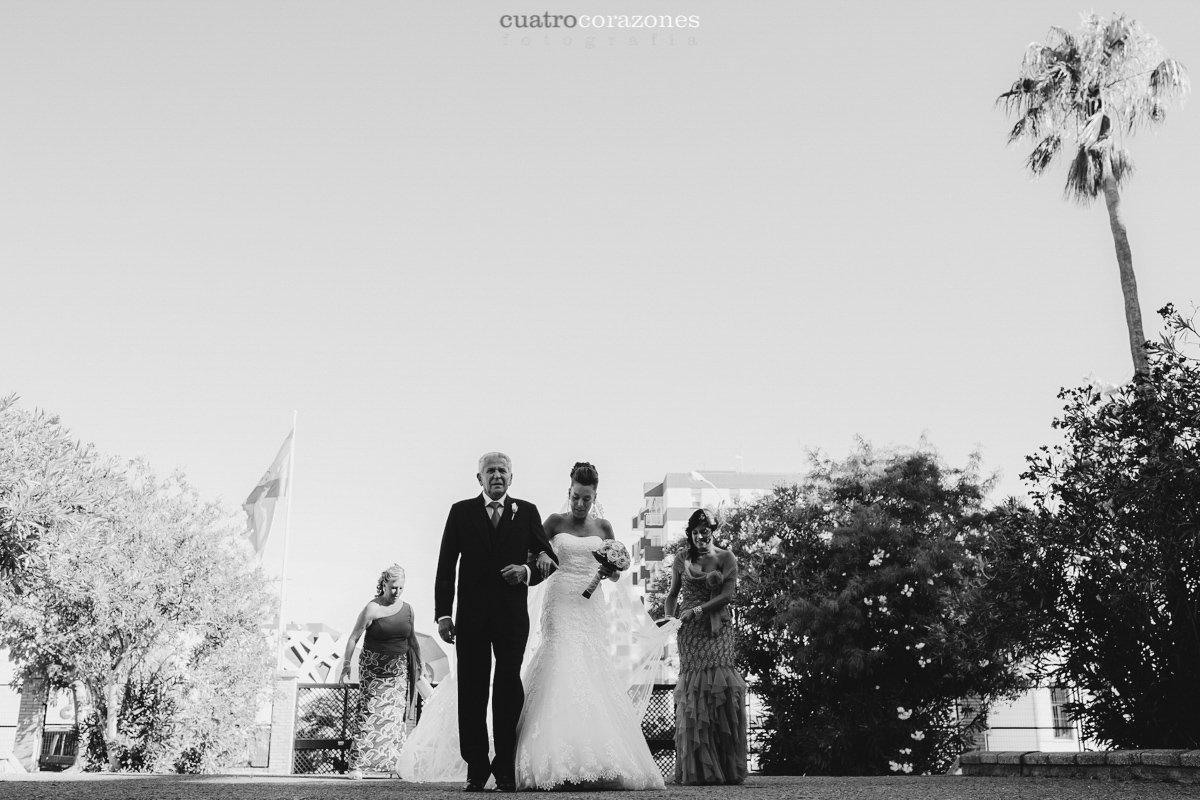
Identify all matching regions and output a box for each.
[489,501,502,529]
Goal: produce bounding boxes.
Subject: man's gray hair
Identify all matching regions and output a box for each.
[478,451,512,473]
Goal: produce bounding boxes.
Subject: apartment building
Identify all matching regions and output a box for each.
[628,469,801,598]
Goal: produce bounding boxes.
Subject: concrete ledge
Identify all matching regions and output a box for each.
[960,750,1200,783]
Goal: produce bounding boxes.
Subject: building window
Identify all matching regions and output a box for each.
[1050,687,1074,739]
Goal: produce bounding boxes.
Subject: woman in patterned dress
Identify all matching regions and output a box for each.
[664,508,748,785]
[340,563,421,779]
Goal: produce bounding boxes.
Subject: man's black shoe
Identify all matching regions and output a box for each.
[463,779,488,792]
[495,780,517,793]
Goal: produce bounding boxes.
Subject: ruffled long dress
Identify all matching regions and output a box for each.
[673,559,748,785]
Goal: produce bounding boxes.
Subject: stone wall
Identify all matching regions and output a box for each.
[961,750,1200,783]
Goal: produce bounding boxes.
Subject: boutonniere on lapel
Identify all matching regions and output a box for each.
[510,502,519,519]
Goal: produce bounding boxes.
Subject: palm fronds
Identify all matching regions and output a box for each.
[1026,134,1061,174]
[1149,58,1190,100]
[999,12,1188,204]
[1064,146,1101,204]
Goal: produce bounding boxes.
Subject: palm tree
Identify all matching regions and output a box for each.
[999,13,1188,377]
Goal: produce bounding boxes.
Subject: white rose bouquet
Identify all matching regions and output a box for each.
[581,539,631,599]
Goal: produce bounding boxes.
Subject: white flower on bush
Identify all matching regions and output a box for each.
[902,763,913,774]
[914,642,925,650]
[978,659,990,668]
[900,748,912,755]
[869,549,886,567]
[911,730,925,741]
[900,583,914,597]
[863,597,874,606]
[917,657,929,668]
[888,760,902,772]
[877,595,887,605]
[897,706,912,720]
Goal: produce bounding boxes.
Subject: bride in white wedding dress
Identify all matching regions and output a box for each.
[398,461,678,790]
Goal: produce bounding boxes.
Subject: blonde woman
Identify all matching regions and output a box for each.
[341,563,421,779]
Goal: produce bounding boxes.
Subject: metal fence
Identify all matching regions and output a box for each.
[38,728,78,772]
[293,682,759,779]
[642,685,676,778]
[293,683,360,774]
[294,683,686,778]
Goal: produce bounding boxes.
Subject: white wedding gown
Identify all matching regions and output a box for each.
[515,533,667,790]
[398,532,677,790]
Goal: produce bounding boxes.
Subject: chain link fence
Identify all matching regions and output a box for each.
[293,682,754,779]
[293,683,360,774]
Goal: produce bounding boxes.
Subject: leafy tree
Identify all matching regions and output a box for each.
[0,395,121,596]
[999,13,1189,376]
[1022,304,1200,748]
[0,399,276,772]
[650,446,1054,775]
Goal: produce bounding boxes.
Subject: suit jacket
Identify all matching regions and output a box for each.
[434,494,556,635]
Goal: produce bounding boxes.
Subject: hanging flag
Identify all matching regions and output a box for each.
[243,432,293,555]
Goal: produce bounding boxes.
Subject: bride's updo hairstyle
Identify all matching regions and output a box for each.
[569,461,599,488]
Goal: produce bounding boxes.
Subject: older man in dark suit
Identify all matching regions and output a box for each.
[435,451,556,792]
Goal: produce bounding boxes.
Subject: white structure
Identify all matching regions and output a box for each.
[0,652,21,771]
[974,687,1087,752]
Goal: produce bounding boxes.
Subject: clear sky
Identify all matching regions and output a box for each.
[3,1,1197,644]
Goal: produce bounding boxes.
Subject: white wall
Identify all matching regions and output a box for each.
[983,688,1081,752]
[0,651,20,755]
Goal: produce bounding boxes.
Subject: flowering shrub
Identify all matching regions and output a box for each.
[695,445,1053,775]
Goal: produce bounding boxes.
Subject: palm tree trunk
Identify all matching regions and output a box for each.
[1100,151,1149,377]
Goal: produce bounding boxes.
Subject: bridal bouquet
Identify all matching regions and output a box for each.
[581,540,630,599]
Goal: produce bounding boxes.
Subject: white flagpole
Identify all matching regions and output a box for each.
[275,411,298,673]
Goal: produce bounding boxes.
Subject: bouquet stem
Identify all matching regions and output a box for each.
[581,571,604,599]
